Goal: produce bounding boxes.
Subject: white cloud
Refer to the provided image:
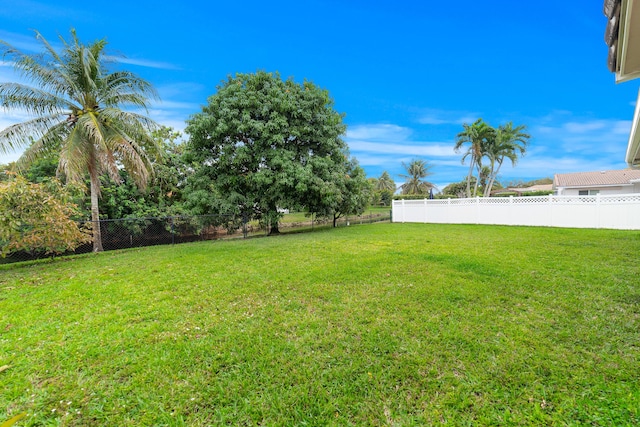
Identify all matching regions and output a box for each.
[111,56,181,71]
[530,118,631,156]
[347,140,455,157]
[417,108,480,126]
[346,123,412,141]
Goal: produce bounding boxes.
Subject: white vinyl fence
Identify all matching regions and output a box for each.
[392,194,640,230]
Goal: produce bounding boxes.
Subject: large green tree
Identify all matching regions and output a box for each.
[0,30,160,252]
[185,71,353,234]
[399,159,435,195]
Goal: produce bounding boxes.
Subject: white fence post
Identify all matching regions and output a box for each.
[424,198,428,223]
[596,193,601,228]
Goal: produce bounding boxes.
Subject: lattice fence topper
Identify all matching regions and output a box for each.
[391,193,640,230]
[394,194,640,205]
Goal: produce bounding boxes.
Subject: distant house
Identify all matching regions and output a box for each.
[491,184,553,196]
[553,169,640,195]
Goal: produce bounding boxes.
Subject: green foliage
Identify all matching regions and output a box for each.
[0,29,160,252]
[492,190,553,197]
[454,119,530,197]
[0,174,91,257]
[455,118,494,197]
[369,171,396,206]
[393,194,432,200]
[185,71,359,233]
[311,158,371,227]
[98,127,190,220]
[441,178,473,198]
[399,159,435,195]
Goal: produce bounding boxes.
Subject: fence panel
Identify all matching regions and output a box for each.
[1,211,392,265]
[392,194,640,230]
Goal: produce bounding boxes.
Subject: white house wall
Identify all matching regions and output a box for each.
[557,185,639,196]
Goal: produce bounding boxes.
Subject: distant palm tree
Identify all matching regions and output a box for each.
[375,170,396,192]
[0,30,160,252]
[483,122,530,196]
[399,159,435,195]
[454,119,494,197]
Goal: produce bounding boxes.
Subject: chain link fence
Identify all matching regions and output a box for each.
[1,211,391,265]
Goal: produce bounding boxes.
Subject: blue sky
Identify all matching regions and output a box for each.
[0,0,638,190]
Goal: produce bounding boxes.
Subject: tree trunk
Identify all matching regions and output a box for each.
[269,221,280,235]
[472,162,481,197]
[484,159,497,197]
[89,168,104,252]
[465,158,475,198]
[333,214,338,228]
[486,160,504,198]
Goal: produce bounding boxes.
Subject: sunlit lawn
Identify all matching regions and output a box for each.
[1,223,639,425]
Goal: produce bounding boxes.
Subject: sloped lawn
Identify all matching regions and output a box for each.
[1,223,639,425]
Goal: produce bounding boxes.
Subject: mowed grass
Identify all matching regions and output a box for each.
[1,223,639,426]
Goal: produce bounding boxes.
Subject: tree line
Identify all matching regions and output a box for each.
[0,31,371,255]
[0,30,531,257]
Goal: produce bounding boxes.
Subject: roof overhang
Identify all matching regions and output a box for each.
[606,0,640,167]
[614,0,640,82]
[626,88,640,168]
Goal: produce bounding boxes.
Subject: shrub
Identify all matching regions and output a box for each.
[0,174,91,257]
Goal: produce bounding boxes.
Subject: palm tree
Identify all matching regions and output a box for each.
[454,119,494,197]
[483,122,530,196]
[0,30,160,252]
[399,159,435,195]
[375,171,396,192]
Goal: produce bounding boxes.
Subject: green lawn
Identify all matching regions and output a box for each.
[279,207,391,225]
[1,223,639,426]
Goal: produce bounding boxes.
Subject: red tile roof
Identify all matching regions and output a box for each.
[554,169,640,187]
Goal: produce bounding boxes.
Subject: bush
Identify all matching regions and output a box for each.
[0,174,91,257]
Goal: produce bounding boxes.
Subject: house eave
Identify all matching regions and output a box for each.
[615,0,640,82]
[626,88,640,168]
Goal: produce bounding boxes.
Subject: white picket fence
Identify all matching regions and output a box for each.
[392,194,640,230]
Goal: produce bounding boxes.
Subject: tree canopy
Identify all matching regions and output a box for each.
[454,119,530,197]
[185,71,364,232]
[399,159,435,195]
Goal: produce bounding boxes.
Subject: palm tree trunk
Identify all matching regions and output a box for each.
[89,168,104,252]
[465,158,475,198]
[487,160,505,198]
[484,159,496,197]
[473,162,481,197]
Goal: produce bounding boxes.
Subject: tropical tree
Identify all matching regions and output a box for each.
[454,119,495,197]
[441,178,473,198]
[0,30,160,252]
[483,122,530,196]
[185,71,352,234]
[369,171,395,206]
[399,159,435,195]
[375,171,396,192]
[307,158,371,227]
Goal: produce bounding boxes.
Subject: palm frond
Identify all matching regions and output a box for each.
[0,114,67,153]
